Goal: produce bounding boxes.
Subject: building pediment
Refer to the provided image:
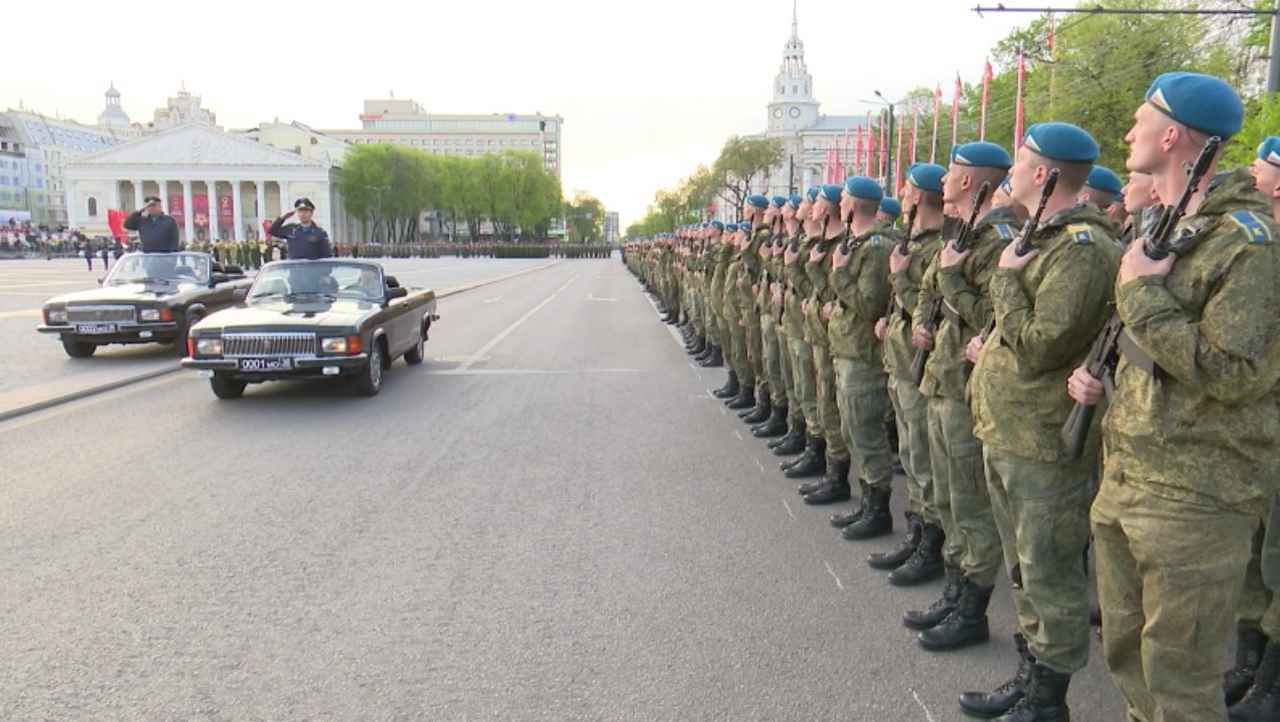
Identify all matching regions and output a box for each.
[67,123,329,170]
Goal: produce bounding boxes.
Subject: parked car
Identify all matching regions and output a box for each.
[38,251,250,358]
[181,259,438,399]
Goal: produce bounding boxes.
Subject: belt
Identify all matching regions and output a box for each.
[1117,329,1163,380]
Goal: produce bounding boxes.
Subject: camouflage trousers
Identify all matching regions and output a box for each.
[746,308,766,394]
[832,357,892,488]
[812,342,849,460]
[984,447,1092,674]
[728,314,753,387]
[928,395,1002,589]
[889,374,933,517]
[787,334,818,430]
[1092,475,1256,722]
[760,312,789,408]
[1238,484,1280,638]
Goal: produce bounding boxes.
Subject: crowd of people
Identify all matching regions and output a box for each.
[625,71,1280,722]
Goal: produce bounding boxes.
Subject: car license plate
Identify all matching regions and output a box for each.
[238,357,293,372]
[75,323,116,334]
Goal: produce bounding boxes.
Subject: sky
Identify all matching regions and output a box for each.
[6,1,1031,228]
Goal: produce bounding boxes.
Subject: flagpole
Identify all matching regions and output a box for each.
[931,85,941,163]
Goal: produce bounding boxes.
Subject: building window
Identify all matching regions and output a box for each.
[87,197,98,216]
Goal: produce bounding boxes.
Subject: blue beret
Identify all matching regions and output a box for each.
[951,142,1013,170]
[879,198,902,218]
[1022,122,1099,163]
[710,220,725,231]
[819,184,843,204]
[1114,192,1124,203]
[746,194,770,209]
[805,186,820,201]
[1146,71,1242,139]
[1257,137,1280,167]
[1085,165,1122,194]
[771,195,788,208]
[905,162,947,192]
[844,176,883,201]
[788,193,802,208]
[999,175,1012,193]
[725,223,739,232]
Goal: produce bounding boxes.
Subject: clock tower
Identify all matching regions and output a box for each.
[767,2,820,133]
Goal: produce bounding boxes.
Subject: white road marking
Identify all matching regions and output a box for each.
[909,689,937,722]
[753,458,765,472]
[734,430,743,441]
[782,499,796,520]
[457,290,560,371]
[434,368,641,376]
[482,295,505,304]
[0,309,41,318]
[586,293,617,302]
[555,274,580,293]
[824,561,844,590]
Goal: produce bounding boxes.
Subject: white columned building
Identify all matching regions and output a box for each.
[65,123,354,247]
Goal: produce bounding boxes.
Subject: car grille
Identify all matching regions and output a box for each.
[222,332,316,357]
[66,305,135,323]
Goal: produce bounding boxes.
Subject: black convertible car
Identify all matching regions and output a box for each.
[181,259,438,398]
[38,251,250,358]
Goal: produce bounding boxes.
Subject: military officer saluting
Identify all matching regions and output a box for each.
[269,198,332,260]
[123,196,180,252]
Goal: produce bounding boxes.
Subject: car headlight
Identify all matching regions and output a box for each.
[138,308,173,322]
[195,338,223,356]
[321,337,349,354]
[45,307,67,324]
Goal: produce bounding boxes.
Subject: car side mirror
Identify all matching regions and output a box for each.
[385,275,401,289]
[386,286,408,301]
[232,287,248,302]
[209,272,229,287]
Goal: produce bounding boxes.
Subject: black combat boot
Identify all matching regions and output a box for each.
[1225,623,1269,706]
[842,484,893,540]
[904,562,963,630]
[686,337,705,355]
[771,417,806,454]
[784,437,827,479]
[801,458,851,505]
[960,633,1032,719]
[868,511,922,569]
[888,522,945,586]
[1231,638,1280,721]
[918,578,993,651]
[740,391,772,423]
[712,371,739,399]
[828,479,869,526]
[753,404,788,437]
[768,414,798,448]
[699,346,724,367]
[725,385,755,409]
[994,663,1071,722]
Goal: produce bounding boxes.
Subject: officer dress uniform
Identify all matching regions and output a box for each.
[268,198,332,260]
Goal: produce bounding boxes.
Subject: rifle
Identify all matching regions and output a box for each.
[908,182,991,385]
[1059,135,1221,460]
[881,205,919,325]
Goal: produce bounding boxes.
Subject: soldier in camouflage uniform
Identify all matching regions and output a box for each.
[752,196,798,438]
[1070,74,1280,722]
[775,189,824,460]
[738,198,787,427]
[908,145,1019,671]
[866,163,947,579]
[966,122,1118,721]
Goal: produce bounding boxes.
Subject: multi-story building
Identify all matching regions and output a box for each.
[320,99,563,182]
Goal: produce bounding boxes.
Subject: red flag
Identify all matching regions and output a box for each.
[1015,49,1026,148]
[106,209,127,241]
[909,102,919,164]
[866,123,876,177]
[878,119,888,180]
[951,73,962,149]
[980,59,993,141]
[895,114,905,195]
[853,126,862,174]
[931,84,942,163]
[842,129,849,177]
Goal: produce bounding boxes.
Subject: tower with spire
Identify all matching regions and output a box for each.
[766,1,819,132]
[97,82,133,130]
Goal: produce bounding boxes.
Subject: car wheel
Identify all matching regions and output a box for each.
[404,322,426,365]
[62,338,97,358]
[352,340,383,396]
[210,374,247,400]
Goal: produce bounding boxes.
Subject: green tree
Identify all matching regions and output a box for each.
[711,136,784,219]
[564,191,605,243]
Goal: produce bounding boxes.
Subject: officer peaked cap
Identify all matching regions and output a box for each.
[294,197,316,210]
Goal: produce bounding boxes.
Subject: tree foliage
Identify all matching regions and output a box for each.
[564,191,605,243]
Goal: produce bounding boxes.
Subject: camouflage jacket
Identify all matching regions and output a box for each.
[828,225,893,363]
[803,234,844,345]
[783,233,819,340]
[884,225,943,380]
[1103,169,1280,510]
[971,203,1118,462]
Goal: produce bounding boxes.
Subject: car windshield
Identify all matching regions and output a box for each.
[106,252,211,285]
[249,261,385,303]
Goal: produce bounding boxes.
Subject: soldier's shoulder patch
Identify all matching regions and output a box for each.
[1228,210,1273,243]
[1066,224,1094,245]
[991,223,1015,241]
[867,234,886,247]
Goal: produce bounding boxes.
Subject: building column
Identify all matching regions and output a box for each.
[205,180,218,242]
[67,181,78,229]
[232,180,245,241]
[107,181,121,214]
[280,180,292,215]
[133,179,144,210]
[319,179,334,246]
[181,180,195,245]
[255,180,267,237]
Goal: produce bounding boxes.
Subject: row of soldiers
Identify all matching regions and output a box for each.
[624,70,1280,722]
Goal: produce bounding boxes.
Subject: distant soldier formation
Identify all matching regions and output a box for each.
[624,71,1280,722]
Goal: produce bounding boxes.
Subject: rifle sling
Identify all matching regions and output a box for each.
[1117,329,1164,380]
[940,299,963,329]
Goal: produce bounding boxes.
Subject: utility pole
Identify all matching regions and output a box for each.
[367,185,388,244]
[874,90,897,196]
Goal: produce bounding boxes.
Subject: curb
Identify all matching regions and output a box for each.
[0,259,565,423]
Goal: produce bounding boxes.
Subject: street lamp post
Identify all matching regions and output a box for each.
[367,185,388,244]
[873,90,897,196]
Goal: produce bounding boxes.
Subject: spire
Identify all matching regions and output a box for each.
[774,2,812,102]
[791,0,798,39]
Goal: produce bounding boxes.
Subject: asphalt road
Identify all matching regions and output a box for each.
[0,257,1130,721]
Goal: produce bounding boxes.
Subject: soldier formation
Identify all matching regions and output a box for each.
[624,71,1280,722]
